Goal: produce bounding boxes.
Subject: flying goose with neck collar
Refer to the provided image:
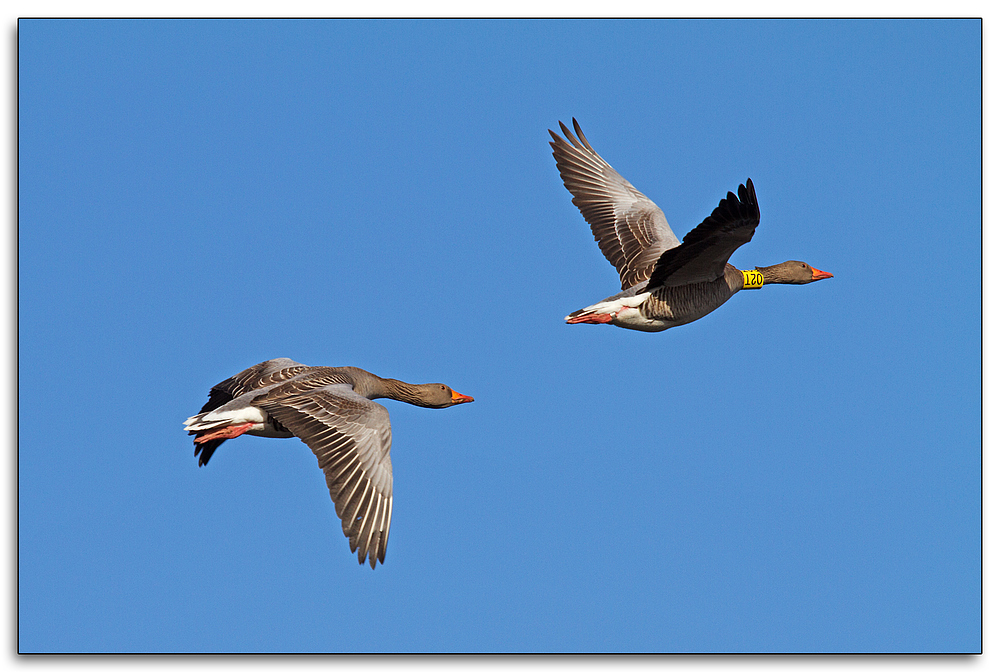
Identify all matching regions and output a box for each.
[549,119,832,332]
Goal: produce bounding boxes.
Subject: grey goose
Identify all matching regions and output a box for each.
[185,359,474,568]
[550,119,832,332]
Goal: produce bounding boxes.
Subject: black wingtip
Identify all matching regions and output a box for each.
[716,179,759,223]
[742,178,759,219]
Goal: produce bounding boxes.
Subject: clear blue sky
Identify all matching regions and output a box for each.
[18,19,981,653]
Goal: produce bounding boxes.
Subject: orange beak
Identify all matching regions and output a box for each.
[811,266,834,281]
[451,390,475,404]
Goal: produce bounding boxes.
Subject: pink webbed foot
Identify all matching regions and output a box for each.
[194,422,254,444]
[566,312,614,324]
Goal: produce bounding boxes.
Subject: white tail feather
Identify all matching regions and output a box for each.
[183,406,268,432]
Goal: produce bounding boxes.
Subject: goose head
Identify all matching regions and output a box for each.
[757,261,834,285]
[410,384,475,408]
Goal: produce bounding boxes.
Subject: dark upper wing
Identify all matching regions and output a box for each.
[549,118,680,290]
[646,179,760,289]
[254,383,393,569]
[198,358,311,414]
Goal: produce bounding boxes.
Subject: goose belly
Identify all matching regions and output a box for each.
[637,279,738,330]
[610,306,674,332]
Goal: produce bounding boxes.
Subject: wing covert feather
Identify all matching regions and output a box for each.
[198,358,310,414]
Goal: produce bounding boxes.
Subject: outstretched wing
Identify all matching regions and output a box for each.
[254,383,393,569]
[646,179,760,289]
[550,118,680,289]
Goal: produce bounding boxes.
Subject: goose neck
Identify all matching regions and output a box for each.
[373,377,424,405]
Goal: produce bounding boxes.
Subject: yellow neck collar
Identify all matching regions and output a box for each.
[741,269,764,289]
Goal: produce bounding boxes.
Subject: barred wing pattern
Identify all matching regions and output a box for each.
[647,179,760,289]
[256,384,394,568]
[549,118,680,290]
[197,358,310,415]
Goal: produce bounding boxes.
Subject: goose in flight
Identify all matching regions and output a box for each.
[549,119,832,332]
[184,359,474,568]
